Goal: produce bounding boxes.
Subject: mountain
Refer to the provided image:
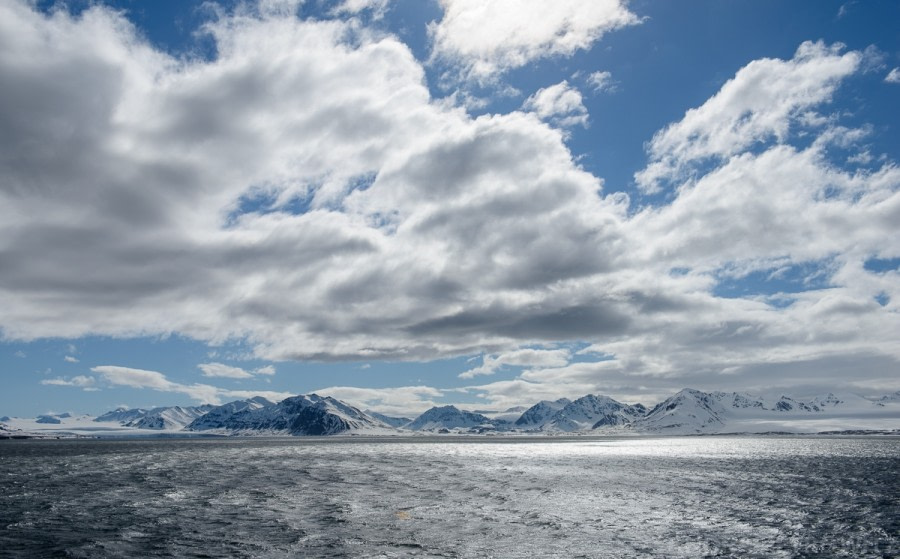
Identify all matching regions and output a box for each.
[187,397,275,431]
[124,405,214,430]
[35,414,62,424]
[631,389,898,434]
[406,405,495,432]
[514,395,645,432]
[95,407,150,423]
[365,410,413,429]
[515,398,571,429]
[195,394,393,435]
[632,389,727,434]
[476,406,529,423]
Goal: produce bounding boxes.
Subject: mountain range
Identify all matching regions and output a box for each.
[3,388,899,438]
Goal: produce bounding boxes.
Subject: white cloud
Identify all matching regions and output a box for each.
[198,362,254,379]
[41,375,95,388]
[459,347,571,378]
[254,365,276,376]
[331,0,390,18]
[886,68,900,83]
[522,81,588,128]
[198,362,275,378]
[429,0,639,81]
[0,3,897,403]
[91,365,290,405]
[587,70,615,93]
[64,355,79,363]
[314,385,445,416]
[635,41,861,193]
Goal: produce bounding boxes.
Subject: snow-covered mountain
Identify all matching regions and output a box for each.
[514,398,571,429]
[194,394,393,435]
[514,395,645,432]
[557,395,646,431]
[124,405,214,430]
[7,387,898,437]
[365,410,413,429]
[477,406,529,423]
[406,405,495,432]
[95,407,150,423]
[632,389,728,434]
[187,397,275,431]
[631,389,900,434]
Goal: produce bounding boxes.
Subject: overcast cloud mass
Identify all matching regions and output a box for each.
[1,0,898,416]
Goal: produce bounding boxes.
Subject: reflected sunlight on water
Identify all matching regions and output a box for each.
[1,436,898,558]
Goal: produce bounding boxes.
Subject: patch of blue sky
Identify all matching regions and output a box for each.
[864,257,900,274]
[0,334,483,416]
[487,0,900,202]
[228,173,375,225]
[36,0,230,61]
[712,259,836,302]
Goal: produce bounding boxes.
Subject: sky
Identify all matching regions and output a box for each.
[1,0,898,418]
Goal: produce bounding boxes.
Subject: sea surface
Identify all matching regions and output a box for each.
[1,436,898,558]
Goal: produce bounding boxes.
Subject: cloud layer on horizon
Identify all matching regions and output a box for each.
[1,1,898,410]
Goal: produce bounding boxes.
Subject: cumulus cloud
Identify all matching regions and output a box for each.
[64,355,79,363]
[522,81,589,128]
[0,2,897,405]
[428,0,639,81]
[635,41,861,193]
[886,68,900,83]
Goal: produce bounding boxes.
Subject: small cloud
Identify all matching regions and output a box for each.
[14,350,26,358]
[253,365,276,376]
[587,70,616,93]
[360,363,371,369]
[64,355,79,363]
[198,362,254,379]
[522,81,589,128]
[885,68,900,83]
[66,343,77,354]
[847,150,873,165]
[331,0,390,19]
[41,375,96,388]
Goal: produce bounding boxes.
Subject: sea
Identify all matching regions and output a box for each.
[1,436,898,558]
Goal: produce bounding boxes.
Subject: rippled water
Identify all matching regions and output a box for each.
[1,436,898,558]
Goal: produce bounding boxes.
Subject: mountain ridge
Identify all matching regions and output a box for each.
[6,388,899,437]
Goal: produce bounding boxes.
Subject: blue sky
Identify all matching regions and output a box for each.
[1,0,898,417]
